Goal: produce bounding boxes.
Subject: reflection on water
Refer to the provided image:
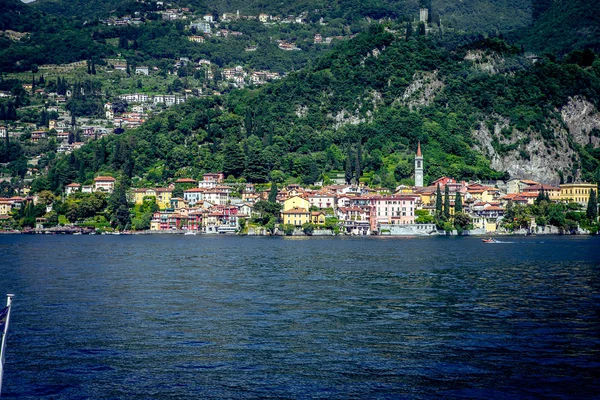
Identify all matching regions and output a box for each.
[1,235,599,398]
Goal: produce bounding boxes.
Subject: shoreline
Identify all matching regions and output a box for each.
[0,229,596,237]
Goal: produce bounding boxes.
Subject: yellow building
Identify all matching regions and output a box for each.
[132,188,173,209]
[559,183,597,205]
[467,188,494,203]
[471,215,498,233]
[0,199,12,216]
[282,207,310,227]
[311,211,326,225]
[283,195,310,212]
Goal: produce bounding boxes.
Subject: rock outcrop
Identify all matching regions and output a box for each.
[472,117,580,185]
[400,70,444,110]
[560,96,600,148]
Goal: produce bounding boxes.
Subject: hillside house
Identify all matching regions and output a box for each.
[93,176,116,193]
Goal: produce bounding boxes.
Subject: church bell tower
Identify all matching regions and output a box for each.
[415,142,423,188]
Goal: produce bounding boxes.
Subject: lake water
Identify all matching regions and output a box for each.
[0,235,599,399]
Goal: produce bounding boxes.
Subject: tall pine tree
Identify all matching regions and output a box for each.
[586,188,598,221]
[268,182,278,203]
[435,183,442,217]
[455,192,463,213]
[443,184,450,219]
[345,151,353,184]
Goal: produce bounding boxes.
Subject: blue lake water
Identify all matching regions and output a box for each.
[0,234,599,399]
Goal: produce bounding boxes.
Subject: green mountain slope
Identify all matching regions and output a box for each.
[39,27,600,194]
[513,0,600,55]
[30,0,533,34]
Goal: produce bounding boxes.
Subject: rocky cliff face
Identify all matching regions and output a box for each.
[560,96,600,148]
[472,117,580,185]
[399,70,444,110]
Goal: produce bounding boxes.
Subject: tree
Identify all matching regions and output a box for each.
[415,209,434,224]
[536,187,548,205]
[435,183,442,217]
[268,182,278,203]
[586,188,598,221]
[172,186,184,198]
[345,152,353,184]
[355,145,362,183]
[222,140,246,178]
[38,190,55,205]
[454,212,471,230]
[443,184,450,219]
[454,192,462,213]
[302,222,315,235]
[406,19,412,41]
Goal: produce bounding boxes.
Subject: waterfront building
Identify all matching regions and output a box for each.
[559,183,598,205]
[282,207,310,227]
[283,195,310,212]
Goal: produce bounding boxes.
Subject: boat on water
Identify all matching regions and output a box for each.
[184,231,197,236]
[482,238,498,243]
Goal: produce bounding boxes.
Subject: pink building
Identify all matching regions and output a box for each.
[374,195,418,226]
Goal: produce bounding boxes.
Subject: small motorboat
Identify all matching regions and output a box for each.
[482,238,497,243]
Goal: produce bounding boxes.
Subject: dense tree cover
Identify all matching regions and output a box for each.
[502,196,599,234]
[31,27,600,197]
[0,0,113,72]
[31,0,535,38]
[510,0,600,56]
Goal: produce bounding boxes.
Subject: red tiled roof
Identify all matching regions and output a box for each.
[94,176,116,182]
[175,178,197,183]
[282,207,309,214]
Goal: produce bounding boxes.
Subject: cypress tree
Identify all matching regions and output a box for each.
[345,152,353,184]
[268,182,278,203]
[455,192,463,213]
[443,184,450,219]
[355,145,362,183]
[536,187,546,204]
[435,183,442,216]
[586,189,598,221]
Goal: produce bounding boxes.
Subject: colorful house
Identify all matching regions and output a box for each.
[559,183,598,205]
[283,195,310,212]
[282,207,310,227]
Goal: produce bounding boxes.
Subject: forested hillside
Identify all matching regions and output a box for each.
[512,0,600,55]
[35,26,600,194]
[31,0,532,35]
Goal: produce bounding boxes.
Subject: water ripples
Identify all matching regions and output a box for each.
[0,235,599,398]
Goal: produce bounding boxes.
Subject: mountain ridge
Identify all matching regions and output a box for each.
[38,28,600,194]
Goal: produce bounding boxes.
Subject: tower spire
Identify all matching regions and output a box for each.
[415,142,423,188]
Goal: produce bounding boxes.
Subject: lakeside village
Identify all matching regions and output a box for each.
[1,144,598,236]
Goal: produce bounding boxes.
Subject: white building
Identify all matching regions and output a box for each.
[184,188,204,206]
